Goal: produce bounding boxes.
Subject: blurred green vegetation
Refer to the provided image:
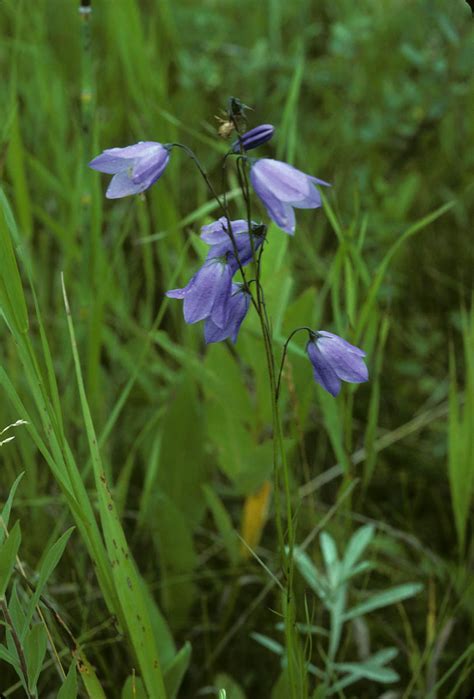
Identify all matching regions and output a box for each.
[0,0,473,696]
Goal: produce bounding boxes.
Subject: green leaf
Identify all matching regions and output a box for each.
[121,675,147,699]
[154,495,197,627]
[0,473,24,546]
[343,583,423,621]
[320,532,339,586]
[164,641,192,699]
[0,521,21,598]
[62,277,168,698]
[0,187,29,333]
[342,525,375,575]
[293,547,328,601]
[24,624,47,692]
[334,661,398,683]
[0,642,20,668]
[22,527,74,637]
[251,632,284,656]
[57,663,78,699]
[356,201,455,339]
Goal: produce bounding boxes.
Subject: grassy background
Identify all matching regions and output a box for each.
[0,0,473,696]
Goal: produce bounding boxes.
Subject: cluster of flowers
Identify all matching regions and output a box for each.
[167,217,265,344]
[89,123,368,396]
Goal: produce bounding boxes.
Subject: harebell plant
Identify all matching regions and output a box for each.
[90,98,369,696]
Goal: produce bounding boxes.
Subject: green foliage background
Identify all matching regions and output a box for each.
[0,0,473,696]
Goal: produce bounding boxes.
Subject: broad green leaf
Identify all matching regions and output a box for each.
[154,495,197,627]
[57,663,78,699]
[24,624,47,692]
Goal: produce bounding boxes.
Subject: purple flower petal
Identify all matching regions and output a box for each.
[106,171,146,199]
[317,339,369,383]
[309,176,332,188]
[90,141,171,199]
[252,160,313,203]
[166,287,188,300]
[89,142,161,173]
[306,331,368,396]
[291,186,322,209]
[132,146,170,185]
[181,261,231,325]
[209,264,233,329]
[205,284,251,343]
[250,158,329,235]
[250,171,296,234]
[306,342,341,396]
[317,331,366,357]
[200,218,249,244]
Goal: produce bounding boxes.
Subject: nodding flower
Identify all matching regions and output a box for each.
[204,283,251,344]
[201,217,266,270]
[89,141,171,198]
[306,331,368,396]
[250,158,330,235]
[166,257,233,329]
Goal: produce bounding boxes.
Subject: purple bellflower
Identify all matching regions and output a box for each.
[204,283,251,344]
[306,331,368,397]
[89,141,171,199]
[232,124,275,153]
[201,217,266,269]
[166,257,233,328]
[250,158,330,235]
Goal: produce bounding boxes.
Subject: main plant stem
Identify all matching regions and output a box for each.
[189,146,301,697]
[236,157,300,697]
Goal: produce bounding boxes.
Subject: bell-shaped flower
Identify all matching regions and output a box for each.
[201,217,266,270]
[250,158,330,235]
[306,331,368,397]
[89,141,171,199]
[232,124,275,152]
[166,257,233,328]
[204,283,251,344]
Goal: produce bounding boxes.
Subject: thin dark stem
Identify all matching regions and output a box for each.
[276,327,314,401]
[234,150,300,698]
[170,143,255,301]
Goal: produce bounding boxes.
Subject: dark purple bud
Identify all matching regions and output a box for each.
[232,124,275,153]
